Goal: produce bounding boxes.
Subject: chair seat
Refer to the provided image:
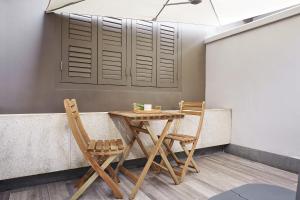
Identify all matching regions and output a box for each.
[164,133,196,143]
[87,139,124,156]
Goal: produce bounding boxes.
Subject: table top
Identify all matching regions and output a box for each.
[109,111,184,121]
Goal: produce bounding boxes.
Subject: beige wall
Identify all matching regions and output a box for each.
[0,0,215,114]
[206,12,300,159]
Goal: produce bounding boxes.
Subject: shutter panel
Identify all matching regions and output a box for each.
[157,22,178,88]
[62,13,97,84]
[131,20,157,87]
[98,17,127,85]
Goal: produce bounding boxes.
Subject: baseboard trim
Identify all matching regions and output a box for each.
[297,175,300,200]
[225,144,300,174]
[0,145,226,192]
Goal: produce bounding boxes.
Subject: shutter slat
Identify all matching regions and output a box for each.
[69,67,92,73]
[69,52,92,59]
[69,57,91,64]
[69,24,91,32]
[69,62,91,68]
[69,72,91,78]
[136,64,153,70]
[69,34,91,41]
[69,19,91,27]
[137,37,152,44]
[137,41,152,47]
[137,32,152,39]
[160,66,174,72]
[103,17,122,24]
[137,28,152,35]
[160,25,174,32]
[102,51,121,57]
[103,40,122,47]
[161,34,174,40]
[137,77,152,82]
[137,45,152,51]
[103,26,122,33]
[70,14,91,22]
[103,56,121,62]
[103,21,122,29]
[102,60,122,67]
[137,68,152,74]
[136,60,152,66]
[69,29,91,37]
[136,55,152,62]
[161,29,175,36]
[69,46,91,54]
[103,65,121,71]
[103,69,122,76]
[103,75,122,80]
[103,31,121,38]
[103,35,122,42]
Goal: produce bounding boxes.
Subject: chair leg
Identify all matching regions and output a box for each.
[179,142,197,182]
[71,172,98,200]
[163,139,182,166]
[88,155,123,199]
[181,144,200,173]
[71,155,123,200]
[106,165,120,183]
[74,167,95,189]
[157,139,175,173]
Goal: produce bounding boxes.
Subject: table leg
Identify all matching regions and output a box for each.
[124,120,150,157]
[144,121,179,185]
[129,119,173,200]
[115,120,147,185]
[115,135,136,175]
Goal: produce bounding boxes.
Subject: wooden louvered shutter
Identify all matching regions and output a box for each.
[62,13,97,84]
[157,22,178,88]
[98,17,127,85]
[131,20,157,87]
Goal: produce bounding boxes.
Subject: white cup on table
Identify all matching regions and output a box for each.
[144,104,152,111]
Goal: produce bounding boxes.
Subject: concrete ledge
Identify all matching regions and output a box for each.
[0,109,231,180]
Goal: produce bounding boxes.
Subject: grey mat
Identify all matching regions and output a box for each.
[209,184,296,200]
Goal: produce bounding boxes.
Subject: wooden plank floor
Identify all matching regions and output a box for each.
[1,152,298,200]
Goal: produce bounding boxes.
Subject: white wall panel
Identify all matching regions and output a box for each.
[206,11,300,159]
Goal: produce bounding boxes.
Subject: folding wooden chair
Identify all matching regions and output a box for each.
[64,99,124,199]
[160,101,205,182]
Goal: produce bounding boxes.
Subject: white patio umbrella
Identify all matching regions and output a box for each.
[47,0,220,25]
[46,0,169,21]
[46,0,300,26]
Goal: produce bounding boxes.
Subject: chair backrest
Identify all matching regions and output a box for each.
[64,99,91,154]
[174,101,205,141]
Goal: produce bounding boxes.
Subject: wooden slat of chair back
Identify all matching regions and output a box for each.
[180,101,204,116]
[64,99,91,153]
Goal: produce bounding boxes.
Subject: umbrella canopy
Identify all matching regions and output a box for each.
[46,0,84,11]
[46,0,300,26]
[47,0,167,21]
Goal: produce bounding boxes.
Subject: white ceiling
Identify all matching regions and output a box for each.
[47,0,300,26]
